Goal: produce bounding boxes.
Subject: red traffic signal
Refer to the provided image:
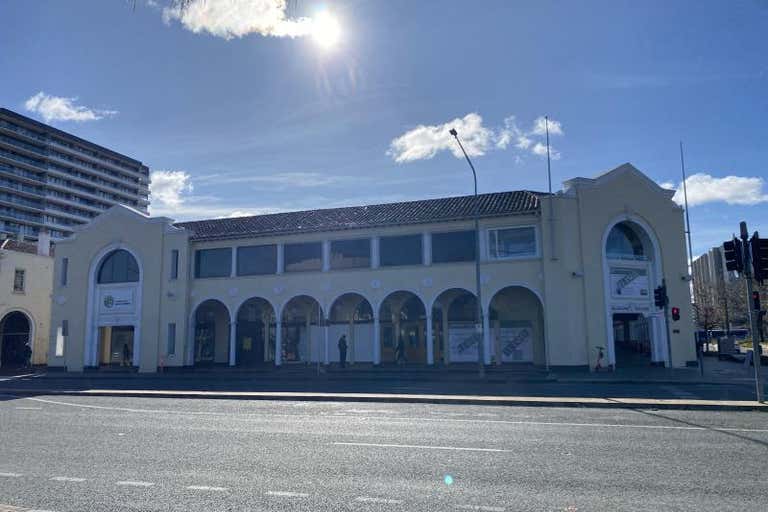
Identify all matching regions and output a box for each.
[671,307,680,321]
[752,291,761,312]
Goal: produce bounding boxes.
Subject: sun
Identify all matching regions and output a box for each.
[311,11,341,49]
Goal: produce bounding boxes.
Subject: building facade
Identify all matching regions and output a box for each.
[0,108,150,241]
[692,247,736,309]
[47,164,697,373]
[0,234,53,368]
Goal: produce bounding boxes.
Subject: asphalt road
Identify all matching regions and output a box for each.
[0,396,766,511]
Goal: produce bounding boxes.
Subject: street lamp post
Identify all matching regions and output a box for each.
[449,128,485,378]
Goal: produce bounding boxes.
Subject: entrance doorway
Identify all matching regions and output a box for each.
[612,313,651,366]
[97,325,135,367]
[0,311,31,369]
[379,291,426,364]
[236,297,275,367]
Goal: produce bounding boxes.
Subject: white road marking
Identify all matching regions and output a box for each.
[0,472,23,478]
[29,509,58,512]
[333,442,512,453]
[355,496,404,504]
[266,491,310,498]
[186,485,228,492]
[51,476,86,482]
[116,480,154,487]
[20,397,768,434]
[14,407,42,410]
[457,505,505,512]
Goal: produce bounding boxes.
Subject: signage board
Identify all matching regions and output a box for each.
[610,267,650,299]
[98,287,136,316]
[448,323,480,362]
[499,326,533,363]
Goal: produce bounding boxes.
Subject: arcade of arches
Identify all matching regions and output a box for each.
[189,286,545,368]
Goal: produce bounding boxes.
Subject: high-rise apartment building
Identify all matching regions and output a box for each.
[0,108,149,241]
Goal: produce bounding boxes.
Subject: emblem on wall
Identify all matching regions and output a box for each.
[103,295,115,308]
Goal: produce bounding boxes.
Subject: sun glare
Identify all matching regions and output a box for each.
[312,11,341,49]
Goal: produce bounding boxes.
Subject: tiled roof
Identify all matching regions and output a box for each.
[176,190,541,241]
[0,238,54,256]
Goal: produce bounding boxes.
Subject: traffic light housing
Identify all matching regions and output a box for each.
[654,285,667,309]
[723,237,744,273]
[671,307,680,321]
[752,291,761,312]
[750,233,768,284]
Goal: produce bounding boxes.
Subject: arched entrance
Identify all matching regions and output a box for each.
[329,293,374,365]
[0,311,31,369]
[235,297,275,367]
[603,219,667,367]
[281,295,323,364]
[379,291,427,364]
[88,248,142,368]
[489,286,545,365]
[193,299,231,367]
[432,288,479,365]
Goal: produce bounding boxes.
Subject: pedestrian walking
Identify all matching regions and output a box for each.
[395,337,407,365]
[338,334,348,368]
[22,342,32,369]
[122,343,131,367]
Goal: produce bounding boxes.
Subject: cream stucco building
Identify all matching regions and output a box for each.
[0,233,53,368]
[46,164,697,373]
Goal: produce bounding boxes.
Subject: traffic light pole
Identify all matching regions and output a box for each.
[661,278,673,369]
[740,222,764,402]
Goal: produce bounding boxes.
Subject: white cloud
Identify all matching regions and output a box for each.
[666,173,768,206]
[387,113,493,163]
[24,92,117,123]
[530,116,563,136]
[162,0,314,39]
[149,170,193,212]
[389,113,564,163]
[658,181,676,190]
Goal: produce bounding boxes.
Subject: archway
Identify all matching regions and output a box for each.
[431,288,479,365]
[193,299,231,367]
[379,291,427,364]
[329,293,374,365]
[0,311,31,369]
[235,297,276,367]
[489,286,545,365]
[90,248,142,368]
[603,219,666,367]
[281,295,324,364]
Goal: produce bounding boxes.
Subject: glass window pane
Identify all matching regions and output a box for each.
[490,227,536,258]
[167,323,176,355]
[237,244,277,276]
[194,248,232,278]
[98,249,140,283]
[330,239,371,270]
[284,242,322,272]
[380,234,422,267]
[170,250,179,279]
[432,230,475,263]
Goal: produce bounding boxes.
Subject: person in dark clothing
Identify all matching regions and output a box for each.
[122,343,131,367]
[338,334,348,368]
[395,337,406,365]
[22,343,32,369]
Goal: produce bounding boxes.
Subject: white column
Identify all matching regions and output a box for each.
[324,321,330,365]
[349,317,355,364]
[275,317,282,366]
[231,247,237,277]
[442,308,449,365]
[482,309,492,365]
[371,237,380,269]
[276,244,284,274]
[373,315,381,365]
[422,232,431,266]
[228,320,236,366]
[426,312,434,365]
[322,240,330,272]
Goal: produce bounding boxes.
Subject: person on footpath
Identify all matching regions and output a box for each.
[338,334,348,368]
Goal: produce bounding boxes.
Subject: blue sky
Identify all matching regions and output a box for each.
[1,0,767,256]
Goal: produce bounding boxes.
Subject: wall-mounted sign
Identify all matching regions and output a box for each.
[610,267,649,298]
[98,287,136,316]
[499,326,533,363]
[448,323,480,362]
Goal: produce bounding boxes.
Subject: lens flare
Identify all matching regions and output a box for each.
[311,11,341,49]
[444,475,454,486]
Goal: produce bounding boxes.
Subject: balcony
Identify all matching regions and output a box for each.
[49,138,147,181]
[0,119,47,143]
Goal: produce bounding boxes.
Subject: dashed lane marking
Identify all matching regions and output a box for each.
[116,481,154,487]
[186,485,228,492]
[0,473,23,478]
[50,477,86,483]
[266,491,310,498]
[355,497,404,504]
[14,407,42,411]
[333,442,512,453]
[457,505,505,512]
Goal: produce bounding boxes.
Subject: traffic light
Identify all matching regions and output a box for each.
[752,291,761,312]
[654,285,667,309]
[750,233,768,285]
[671,307,680,321]
[723,237,744,273]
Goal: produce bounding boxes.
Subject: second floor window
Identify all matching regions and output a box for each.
[237,244,277,276]
[432,230,475,264]
[284,242,322,272]
[330,239,370,270]
[488,226,537,259]
[194,248,232,278]
[13,269,25,292]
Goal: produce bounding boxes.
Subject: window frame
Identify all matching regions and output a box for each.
[60,257,68,286]
[194,247,233,279]
[430,229,477,265]
[329,237,372,271]
[283,241,323,273]
[236,244,278,276]
[167,322,176,356]
[379,233,424,268]
[13,268,25,293]
[486,224,540,261]
[170,249,179,280]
